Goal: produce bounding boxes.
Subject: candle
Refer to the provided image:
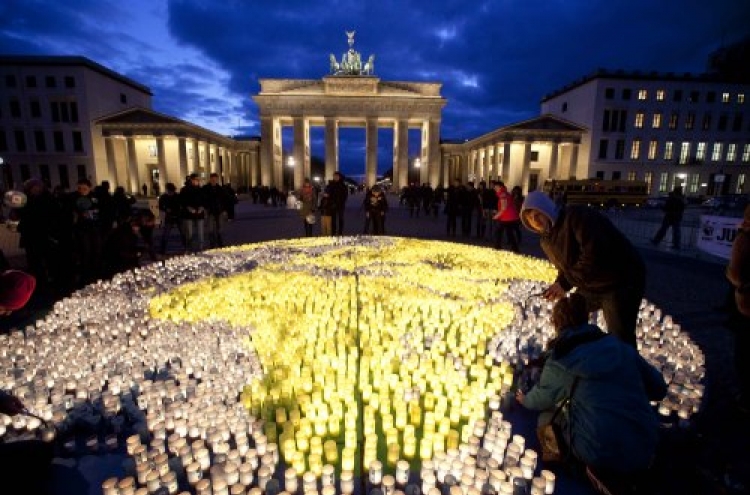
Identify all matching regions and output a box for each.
[340,471,354,495]
[285,468,299,493]
[541,470,555,494]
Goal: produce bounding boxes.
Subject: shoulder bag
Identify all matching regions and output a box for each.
[537,376,579,463]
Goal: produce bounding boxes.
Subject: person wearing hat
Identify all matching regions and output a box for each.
[0,269,56,493]
[0,269,36,316]
[520,191,645,347]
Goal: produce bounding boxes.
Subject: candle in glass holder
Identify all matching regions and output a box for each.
[383,475,396,495]
[541,470,555,494]
[396,460,410,486]
[321,464,335,488]
[302,471,317,493]
[285,468,299,493]
[340,471,354,495]
[102,477,118,495]
[187,462,202,485]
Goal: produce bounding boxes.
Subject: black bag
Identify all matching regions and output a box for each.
[537,377,579,463]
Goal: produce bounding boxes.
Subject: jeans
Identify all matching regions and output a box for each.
[579,278,645,347]
[206,212,227,248]
[182,218,205,252]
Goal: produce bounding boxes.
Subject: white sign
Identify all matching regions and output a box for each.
[696,214,741,260]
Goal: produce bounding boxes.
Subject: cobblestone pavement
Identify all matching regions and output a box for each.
[1,195,748,494]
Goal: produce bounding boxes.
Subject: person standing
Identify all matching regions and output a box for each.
[71,178,103,287]
[319,185,335,236]
[520,191,645,347]
[726,204,750,413]
[16,179,56,287]
[179,174,206,253]
[329,171,349,235]
[492,181,520,252]
[158,183,184,254]
[445,180,462,237]
[365,185,388,235]
[297,178,318,237]
[651,185,686,249]
[510,185,525,243]
[203,173,229,248]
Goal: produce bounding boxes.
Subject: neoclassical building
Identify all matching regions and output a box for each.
[4,46,746,197]
[96,108,259,194]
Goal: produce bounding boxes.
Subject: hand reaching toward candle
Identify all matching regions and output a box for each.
[515,388,526,405]
[542,282,566,301]
[0,390,25,416]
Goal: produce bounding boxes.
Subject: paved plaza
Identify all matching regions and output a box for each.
[0,193,748,494]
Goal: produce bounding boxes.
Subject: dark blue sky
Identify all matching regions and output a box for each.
[2,0,748,175]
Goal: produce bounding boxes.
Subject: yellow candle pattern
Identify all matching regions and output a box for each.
[150,238,555,476]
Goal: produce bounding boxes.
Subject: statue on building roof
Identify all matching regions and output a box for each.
[329,30,374,76]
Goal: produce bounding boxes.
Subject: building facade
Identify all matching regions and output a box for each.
[0,56,152,190]
[540,70,750,197]
[0,56,260,195]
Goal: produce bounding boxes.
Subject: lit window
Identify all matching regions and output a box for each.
[679,142,691,164]
[669,112,678,129]
[628,171,637,181]
[644,171,653,191]
[638,89,648,100]
[689,174,700,194]
[722,92,730,103]
[659,172,668,193]
[648,140,658,160]
[652,113,662,128]
[664,141,674,160]
[696,142,706,161]
[685,112,695,130]
[630,140,641,160]
[148,144,157,157]
[634,112,644,128]
[742,144,750,163]
[656,90,665,101]
[727,143,737,162]
[739,94,745,104]
[711,143,723,161]
[737,174,746,193]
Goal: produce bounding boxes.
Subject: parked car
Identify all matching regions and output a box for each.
[701,194,750,211]
[644,196,669,209]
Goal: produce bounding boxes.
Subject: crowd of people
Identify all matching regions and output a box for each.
[3,173,239,298]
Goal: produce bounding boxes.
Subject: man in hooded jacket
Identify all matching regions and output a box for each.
[520,191,645,347]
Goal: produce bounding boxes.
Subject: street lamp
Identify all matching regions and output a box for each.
[414,158,421,169]
[286,156,295,192]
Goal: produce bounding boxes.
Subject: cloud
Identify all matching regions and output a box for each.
[2,0,748,173]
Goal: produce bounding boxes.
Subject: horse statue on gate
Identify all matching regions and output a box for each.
[328,30,375,76]
[329,54,340,75]
[363,55,375,75]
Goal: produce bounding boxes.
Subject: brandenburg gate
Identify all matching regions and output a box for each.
[253,32,446,190]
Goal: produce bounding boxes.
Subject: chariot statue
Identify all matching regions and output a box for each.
[329,30,375,76]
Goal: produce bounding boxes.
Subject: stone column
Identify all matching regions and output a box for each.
[178,137,189,181]
[259,117,274,186]
[104,137,119,190]
[520,141,533,193]
[125,137,140,195]
[502,143,511,181]
[293,116,305,190]
[156,135,167,192]
[188,138,199,176]
[427,119,441,187]
[441,154,450,187]
[395,119,409,190]
[366,118,378,187]
[568,143,580,179]
[548,141,560,180]
[325,118,338,180]
[304,120,312,181]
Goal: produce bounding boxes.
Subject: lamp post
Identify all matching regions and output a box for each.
[286,156,295,193]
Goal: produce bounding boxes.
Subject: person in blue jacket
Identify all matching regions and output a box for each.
[516,292,667,485]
